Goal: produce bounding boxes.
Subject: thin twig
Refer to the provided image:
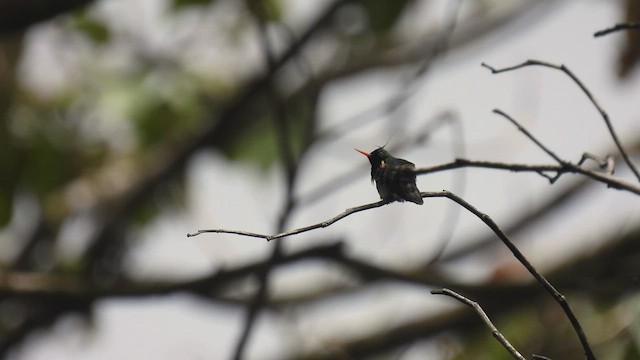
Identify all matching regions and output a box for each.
[594,22,640,37]
[482,60,640,182]
[492,109,565,164]
[428,111,467,263]
[188,199,387,240]
[431,288,527,360]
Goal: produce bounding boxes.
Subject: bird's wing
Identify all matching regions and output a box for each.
[395,158,416,168]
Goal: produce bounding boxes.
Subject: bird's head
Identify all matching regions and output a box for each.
[355,147,390,169]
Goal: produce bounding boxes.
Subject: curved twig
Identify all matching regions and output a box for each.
[431,288,527,360]
[439,191,595,360]
[492,109,565,164]
[188,199,387,240]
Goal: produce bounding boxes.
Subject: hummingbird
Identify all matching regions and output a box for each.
[355,147,423,205]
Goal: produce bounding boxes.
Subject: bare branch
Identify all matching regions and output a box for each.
[188,190,596,359]
[482,60,640,182]
[431,288,527,360]
[491,109,640,195]
[594,22,640,37]
[414,158,640,195]
[415,159,565,176]
[188,199,387,240]
[440,191,595,360]
[492,109,565,164]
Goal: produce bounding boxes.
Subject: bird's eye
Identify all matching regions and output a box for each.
[380,160,386,168]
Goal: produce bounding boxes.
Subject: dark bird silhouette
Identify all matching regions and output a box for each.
[355,147,423,205]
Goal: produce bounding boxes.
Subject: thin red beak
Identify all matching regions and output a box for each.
[355,148,370,157]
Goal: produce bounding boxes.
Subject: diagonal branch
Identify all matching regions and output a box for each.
[438,191,595,360]
[492,109,565,164]
[190,190,595,359]
[482,60,640,182]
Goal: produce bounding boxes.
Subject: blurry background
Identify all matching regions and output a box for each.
[1,0,640,359]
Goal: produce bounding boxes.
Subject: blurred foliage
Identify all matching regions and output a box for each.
[361,0,413,34]
[222,89,317,169]
[0,156,18,227]
[125,72,203,149]
[72,11,111,44]
[446,294,640,360]
[245,0,282,22]
[171,0,218,11]
[0,0,327,230]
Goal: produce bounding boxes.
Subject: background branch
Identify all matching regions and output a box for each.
[0,0,96,33]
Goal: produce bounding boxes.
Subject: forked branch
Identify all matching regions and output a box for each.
[490,109,640,195]
[413,156,640,195]
[482,60,640,182]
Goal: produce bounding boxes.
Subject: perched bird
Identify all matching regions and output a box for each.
[355,147,423,205]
